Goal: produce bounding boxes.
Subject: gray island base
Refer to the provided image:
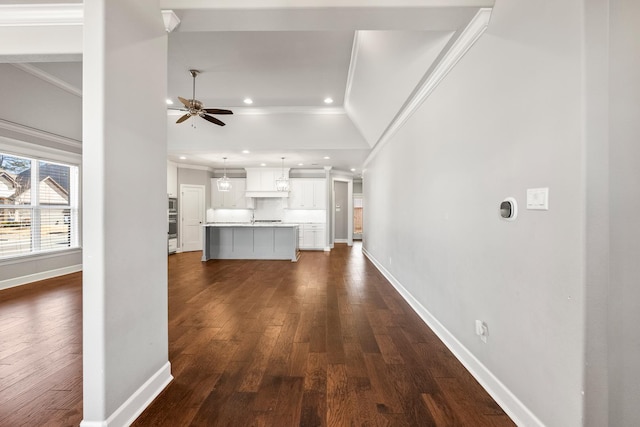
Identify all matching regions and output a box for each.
[202,224,300,262]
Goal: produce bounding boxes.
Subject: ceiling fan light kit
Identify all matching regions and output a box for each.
[217,157,232,192]
[173,69,233,127]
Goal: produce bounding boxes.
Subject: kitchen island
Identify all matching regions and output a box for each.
[202,223,300,262]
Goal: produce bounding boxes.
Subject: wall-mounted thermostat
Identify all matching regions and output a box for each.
[500,197,517,221]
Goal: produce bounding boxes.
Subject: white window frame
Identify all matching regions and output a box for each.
[0,139,81,261]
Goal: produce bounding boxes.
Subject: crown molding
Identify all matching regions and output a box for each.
[0,118,81,150]
[0,4,177,33]
[11,63,82,97]
[177,163,214,172]
[343,30,360,111]
[0,4,83,27]
[364,7,492,167]
[167,106,346,116]
[160,0,494,9]
[343,30,372,145]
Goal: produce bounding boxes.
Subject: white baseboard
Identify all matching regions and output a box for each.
[0,264,82,291]
[80,361,173,427]
[334,238,348,243]
[362,247,543,427]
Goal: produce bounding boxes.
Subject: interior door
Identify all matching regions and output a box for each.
[180,184,205,252]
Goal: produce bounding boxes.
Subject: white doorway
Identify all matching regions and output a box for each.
[180,184,205,252]
[331,178,353,247]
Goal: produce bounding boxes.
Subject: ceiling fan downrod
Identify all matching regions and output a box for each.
[189,69,199,103]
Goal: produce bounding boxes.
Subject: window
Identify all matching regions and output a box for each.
[0,152,79,258]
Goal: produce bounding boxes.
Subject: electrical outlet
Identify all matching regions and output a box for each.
[475,320,489,343]
[475,320,483,335]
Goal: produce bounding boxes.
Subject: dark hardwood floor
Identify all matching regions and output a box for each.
[0,244,515,426]
[0,272,83,426]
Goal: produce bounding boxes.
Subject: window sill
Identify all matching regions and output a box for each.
[0,247,82,266]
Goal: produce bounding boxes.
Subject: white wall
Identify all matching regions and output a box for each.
[334,181,348,240]
[82,0,171,424]
[364,1,585,425]
[0,64,82,145]
[608,0,640,425]
[178,166,212,208]
[0,63,83,288]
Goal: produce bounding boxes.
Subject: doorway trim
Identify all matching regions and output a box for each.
[179,184,205,252]
[331,177,353,247]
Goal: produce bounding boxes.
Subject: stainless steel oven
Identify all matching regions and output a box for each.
[168,197,178,212]
[168,197,178,254]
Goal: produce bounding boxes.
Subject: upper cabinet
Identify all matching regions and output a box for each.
[288,178,326,210]
[212,178,248,209]
[167,161,178,197]
[245,168,290,197]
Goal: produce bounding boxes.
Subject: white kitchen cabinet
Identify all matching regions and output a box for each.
[211,178,248,209]
[299,223,325,250]
[312,180,326,209]
[288,179,326,209]
[245,168,289,193]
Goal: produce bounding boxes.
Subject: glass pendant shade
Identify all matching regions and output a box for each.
[217,176,231,192]
[276,176,289,192]
[217,157,231,192]
[276,157,289,192]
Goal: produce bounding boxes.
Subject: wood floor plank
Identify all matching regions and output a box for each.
[238,325,282,392]
[0,244,515,427]
[327,363,355,427]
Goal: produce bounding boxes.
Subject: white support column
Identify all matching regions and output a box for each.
[82,1,171,426]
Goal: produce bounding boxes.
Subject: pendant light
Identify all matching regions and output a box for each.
[276,157,289,192]
[217,157,231,192]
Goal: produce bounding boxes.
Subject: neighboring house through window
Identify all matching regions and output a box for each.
[0,152,79,258]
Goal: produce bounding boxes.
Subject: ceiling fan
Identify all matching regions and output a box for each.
[171,69,233,126]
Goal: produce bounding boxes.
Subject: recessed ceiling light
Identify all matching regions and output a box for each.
[260,163,267,166]
[324,97,333,104]
[242,150,250,154]
[244,98,253,105]
[323,156,330,160]
[350,168,356,172]
[179,156,186,160]
[298,163,304,166]
[166,99,173,105]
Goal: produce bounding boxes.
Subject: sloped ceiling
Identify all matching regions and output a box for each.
[0,1,495,173]
[162,2,491,173]
[346,31,455,147]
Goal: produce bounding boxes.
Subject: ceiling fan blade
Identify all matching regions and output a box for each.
[201,114,226,126]
[178,96,191,108]
[176,114,191,124]
[203,108,233,115]
[168,107,188,111]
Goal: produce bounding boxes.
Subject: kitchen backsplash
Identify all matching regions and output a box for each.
[207,208,252,223]
[208,200,326,224]
[254,198,286,221]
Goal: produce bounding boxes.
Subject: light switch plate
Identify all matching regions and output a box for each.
[526,188,549,210]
